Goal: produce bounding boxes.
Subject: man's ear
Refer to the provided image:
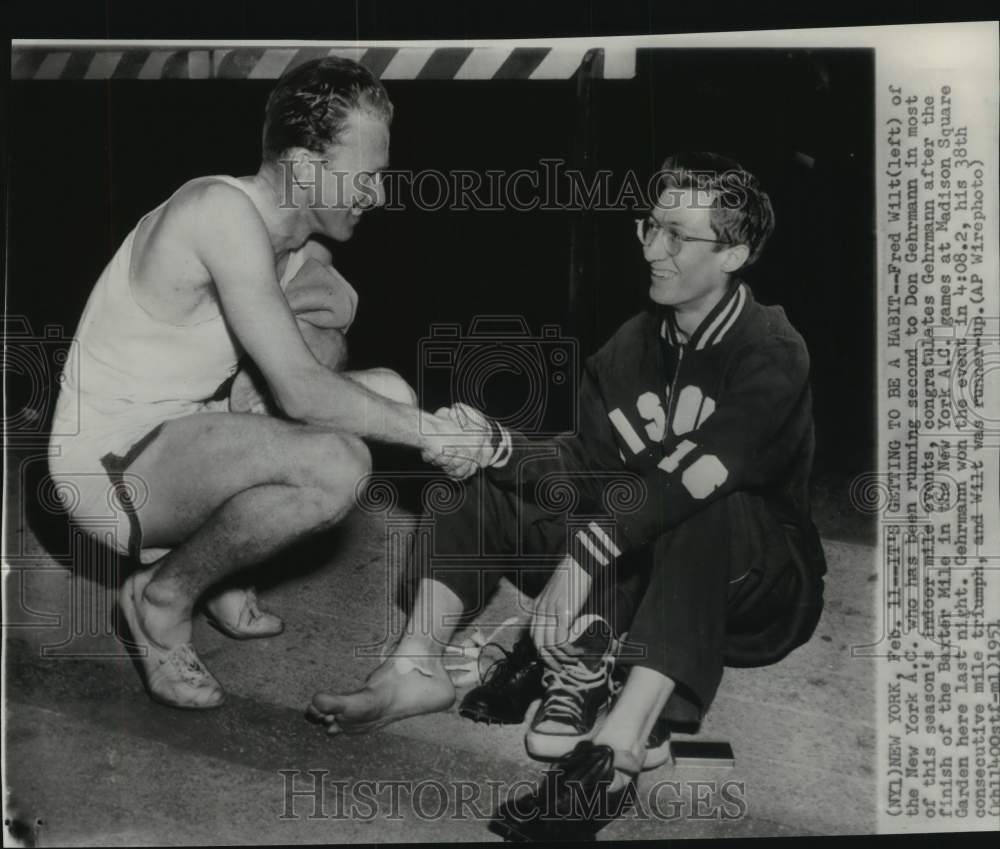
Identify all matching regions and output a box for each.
[720,243,750,273]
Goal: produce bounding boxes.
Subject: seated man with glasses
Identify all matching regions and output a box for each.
[309,152,826,840]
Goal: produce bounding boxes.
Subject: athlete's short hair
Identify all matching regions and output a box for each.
[262,57,394,163]
[656,152,775,267]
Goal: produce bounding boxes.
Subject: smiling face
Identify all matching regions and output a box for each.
[292,110,390,242]
[643,186,743,316]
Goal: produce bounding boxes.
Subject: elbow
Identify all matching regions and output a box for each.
[272,390,308,423]
[271,373,319,423]
[277,395,310,423]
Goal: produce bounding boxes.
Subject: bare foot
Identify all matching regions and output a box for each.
[307,654,455,735]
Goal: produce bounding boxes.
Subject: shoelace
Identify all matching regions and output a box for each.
[163,645,211,682]
[538,657,616,726]
[441,616,525,686]
[477,638,534,688]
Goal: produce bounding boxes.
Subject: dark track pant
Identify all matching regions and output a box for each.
[402,473,646,637]
[406,472,808,722]
[617,490,800,722]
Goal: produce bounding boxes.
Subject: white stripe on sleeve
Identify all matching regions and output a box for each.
[607,408,646,454]
[587,522,622,558]
[575,530,610,566]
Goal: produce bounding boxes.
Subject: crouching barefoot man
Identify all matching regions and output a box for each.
[48,58,480,710]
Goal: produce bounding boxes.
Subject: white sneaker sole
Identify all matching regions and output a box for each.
[524,727,593,760]
[524,701,609,760]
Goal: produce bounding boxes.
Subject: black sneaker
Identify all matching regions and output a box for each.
[524,615,617,760]
[491,741,639,842]
[458,632,544,725]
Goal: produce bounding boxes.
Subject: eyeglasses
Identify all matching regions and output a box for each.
[634,216,733,256]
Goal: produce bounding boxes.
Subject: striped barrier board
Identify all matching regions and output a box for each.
[11,43,636,81]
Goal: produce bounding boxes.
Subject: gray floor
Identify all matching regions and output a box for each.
[3,451,878,845]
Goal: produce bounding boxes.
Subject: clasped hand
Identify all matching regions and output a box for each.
[421,402,497,479]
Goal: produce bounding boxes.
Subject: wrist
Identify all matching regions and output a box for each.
[417,410,444,451]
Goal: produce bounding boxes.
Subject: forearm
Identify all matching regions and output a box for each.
[278,366,429,449]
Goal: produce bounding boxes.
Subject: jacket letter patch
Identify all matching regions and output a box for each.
[672,386,716,436]
[681,454,728,498]
[657,439,696,473]
[636,391,666,442]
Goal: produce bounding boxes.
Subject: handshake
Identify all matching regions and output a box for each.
[420,403,512,480]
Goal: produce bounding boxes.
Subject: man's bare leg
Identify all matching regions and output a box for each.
[135,481,356,643]
[224,321,413,632]
[307,577,462,734]
[592,666,676,785]
[117,412,369,705]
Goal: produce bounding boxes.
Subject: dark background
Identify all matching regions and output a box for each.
[2,0,983,41]
[5,1,894,539]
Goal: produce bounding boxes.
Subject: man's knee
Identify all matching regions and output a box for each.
[339,433,372,483]
[348,367,417,406]
[289,431,371,513]
[319,431,371,489]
